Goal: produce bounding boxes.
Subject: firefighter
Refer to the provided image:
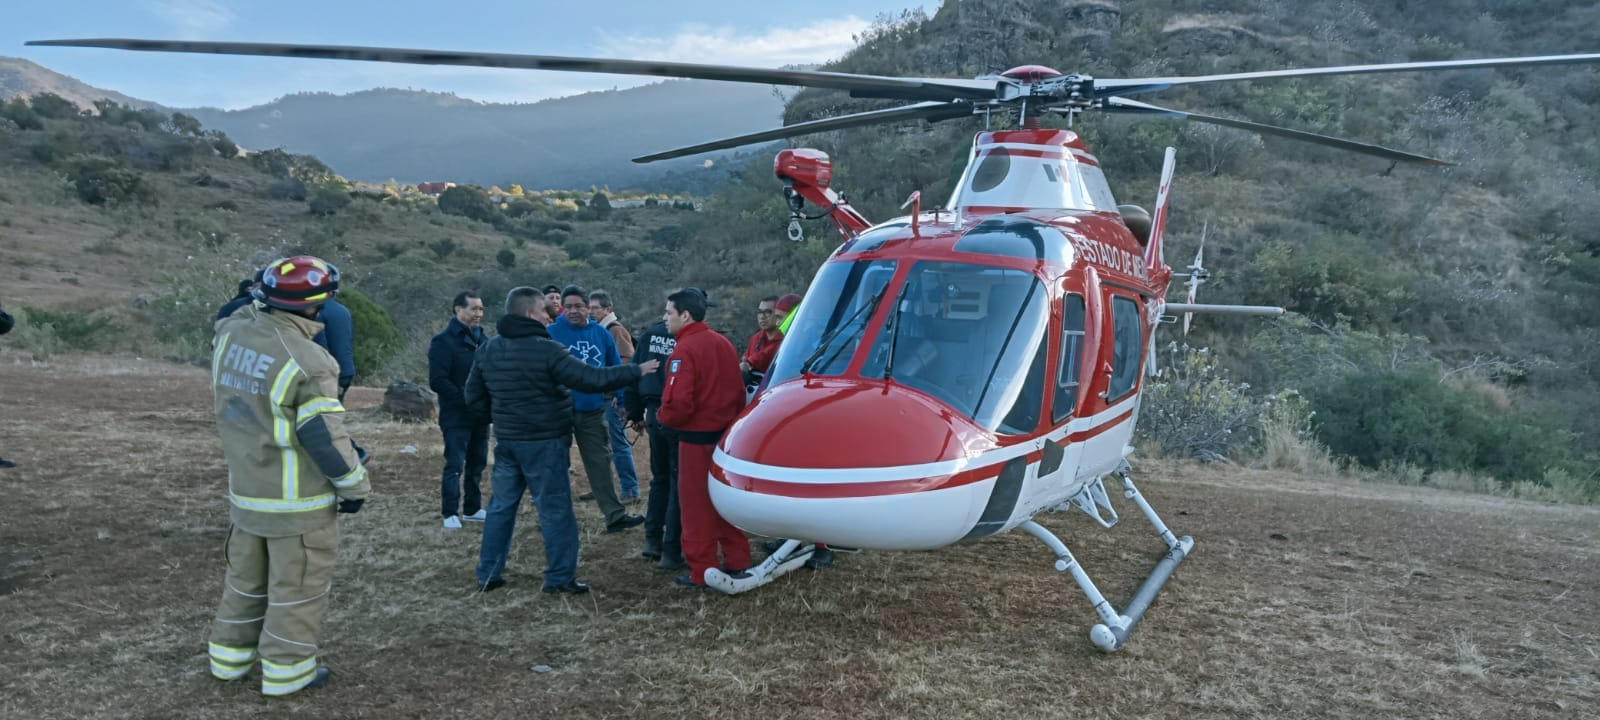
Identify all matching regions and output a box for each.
[658,288,751,588]
[207,255,370,696]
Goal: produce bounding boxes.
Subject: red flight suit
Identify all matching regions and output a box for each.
[658,320,750,584]
[741,329,783,375]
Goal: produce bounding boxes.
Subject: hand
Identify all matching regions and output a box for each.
[638,359,661,374]
[338,498,365,514]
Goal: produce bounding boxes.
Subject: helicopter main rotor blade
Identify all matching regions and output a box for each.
[26,38,1003,102]
[633,101,975,163]
[1099,97,1451,165]
[1096,52,1600,97]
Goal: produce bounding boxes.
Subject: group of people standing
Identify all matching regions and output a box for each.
[432,283,803,592]
[204,251,807,696]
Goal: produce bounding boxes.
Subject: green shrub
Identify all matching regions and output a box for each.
[307,185,352,216]
[429,238,458,260]
[19,306,123,351]
[496,248,516,269]
[437,185,497,223]
[1137,344,1265,461]
[339,287,402,382]
[66,155,155,206]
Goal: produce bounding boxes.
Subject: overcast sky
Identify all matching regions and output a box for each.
[7,0,933,108]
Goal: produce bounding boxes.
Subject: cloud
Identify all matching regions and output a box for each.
[597,17,873,68]
[139,0,236,39]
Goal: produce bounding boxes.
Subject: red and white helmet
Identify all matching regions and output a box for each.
[253,255,340,311]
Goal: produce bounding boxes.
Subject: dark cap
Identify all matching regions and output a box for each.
[684,286,717,307]
[542,285,561,295]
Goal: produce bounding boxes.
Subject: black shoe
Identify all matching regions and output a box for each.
[761,538,786,554]
[805,547,835,570]
[641,534,663,560]
[673,574,708,590]
[304,666,332,691]
[657,554,687,571]
[542,580,590,594]
[0,457,14,469]
[605,514,645,533]
[479,578,506,592]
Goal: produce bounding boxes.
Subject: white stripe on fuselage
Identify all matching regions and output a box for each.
[715,395,1140,483]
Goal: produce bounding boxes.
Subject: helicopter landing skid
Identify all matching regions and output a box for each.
[1022,473,1193,652]
[703,540,815,595]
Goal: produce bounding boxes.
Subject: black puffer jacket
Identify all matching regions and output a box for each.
[465,314,642,441]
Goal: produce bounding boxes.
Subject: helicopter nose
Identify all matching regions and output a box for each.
[711,378,1004,550]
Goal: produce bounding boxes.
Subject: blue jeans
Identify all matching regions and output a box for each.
[439,424,488,518]
[605,400,640,497]
[476,439,578,588]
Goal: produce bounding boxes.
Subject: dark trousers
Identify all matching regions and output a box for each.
[571,408,626,524]
[678,440,750,584]
[477,438,578,587]
[643,405,681,560]
[440,424,488,518]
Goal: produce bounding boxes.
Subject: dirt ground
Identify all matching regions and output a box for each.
[1,355,1596,719]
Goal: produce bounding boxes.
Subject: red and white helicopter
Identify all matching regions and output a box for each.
[30,37,1600,650]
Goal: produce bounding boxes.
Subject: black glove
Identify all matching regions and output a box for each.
[352,440,370,465]
[337,498,365,514]
[337,383,350,403]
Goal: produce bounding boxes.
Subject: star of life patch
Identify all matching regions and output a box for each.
[670,358,682,373]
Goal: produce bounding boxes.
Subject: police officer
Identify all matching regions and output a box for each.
[626,311,683,569]
[208,255,370,696]
[658,287,751,588]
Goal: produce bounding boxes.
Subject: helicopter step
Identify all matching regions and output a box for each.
[1023,472,1193,652]
[703,540,815,595]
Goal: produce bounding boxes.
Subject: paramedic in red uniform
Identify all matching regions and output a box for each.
[657,287,751,588]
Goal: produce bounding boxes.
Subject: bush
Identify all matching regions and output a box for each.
[2,101,44,131]
[19,307,123,352]
[429,238,458,260]
[307,185,352,216]
[29,93,78,120]
[339,287,403,382]
[66,155,155,206]
[437,185,497,223]
[266,177,308,201]
[1137,344,1265,461]
[496,248,516,269]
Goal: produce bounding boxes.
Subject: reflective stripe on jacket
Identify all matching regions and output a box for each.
[213,306,371,537]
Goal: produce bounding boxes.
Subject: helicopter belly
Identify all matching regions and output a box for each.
[708,475,994,551]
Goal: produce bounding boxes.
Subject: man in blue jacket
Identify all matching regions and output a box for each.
[547,285,644,533]
[313,297,356,401]
[429,291,488,530]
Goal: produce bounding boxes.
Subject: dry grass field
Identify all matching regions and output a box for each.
[1,354,1596,719]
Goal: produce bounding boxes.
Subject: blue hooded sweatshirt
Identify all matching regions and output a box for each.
[546,313,621,412]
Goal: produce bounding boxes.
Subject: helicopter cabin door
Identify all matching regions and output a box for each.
[1078,286,1144,478]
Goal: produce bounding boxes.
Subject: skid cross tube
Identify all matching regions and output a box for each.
[1021,473,1194,651]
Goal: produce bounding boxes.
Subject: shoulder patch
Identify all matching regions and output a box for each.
[669,358,682,373]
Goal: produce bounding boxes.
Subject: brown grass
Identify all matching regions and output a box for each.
[2,354,1598,719]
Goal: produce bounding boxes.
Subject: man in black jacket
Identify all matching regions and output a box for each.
[626,316,682,569]
[466,287,659,593]
[428,291,488,530]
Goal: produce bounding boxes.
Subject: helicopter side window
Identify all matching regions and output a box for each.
[969,152,1011,193]
[1053,293,1086,423]
[1107,295,1142,401]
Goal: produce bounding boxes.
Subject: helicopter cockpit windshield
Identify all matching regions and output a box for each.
[768,259,1049,435]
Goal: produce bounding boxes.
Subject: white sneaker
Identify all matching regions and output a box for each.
[463,509,487,522]
[443,515,463,529]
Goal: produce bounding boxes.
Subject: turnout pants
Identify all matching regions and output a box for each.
[572,408,626,524]
[208,523,338,696]
[677,440,750,584]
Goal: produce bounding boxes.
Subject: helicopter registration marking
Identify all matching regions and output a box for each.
[1069,236,1149,280]
[714,395,1139,487]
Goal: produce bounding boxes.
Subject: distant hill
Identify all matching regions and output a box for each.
[0,56,159,111]
[0,55,784,190]
[182,82,785,190]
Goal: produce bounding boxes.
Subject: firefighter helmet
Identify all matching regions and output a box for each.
[253,255,341,311]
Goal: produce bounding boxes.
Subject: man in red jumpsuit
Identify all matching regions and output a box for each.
[657,287,751,588]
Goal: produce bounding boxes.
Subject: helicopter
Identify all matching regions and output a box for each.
[27,37,1600,651]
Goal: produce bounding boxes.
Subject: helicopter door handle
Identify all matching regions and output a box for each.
[1099,362,1114,399]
